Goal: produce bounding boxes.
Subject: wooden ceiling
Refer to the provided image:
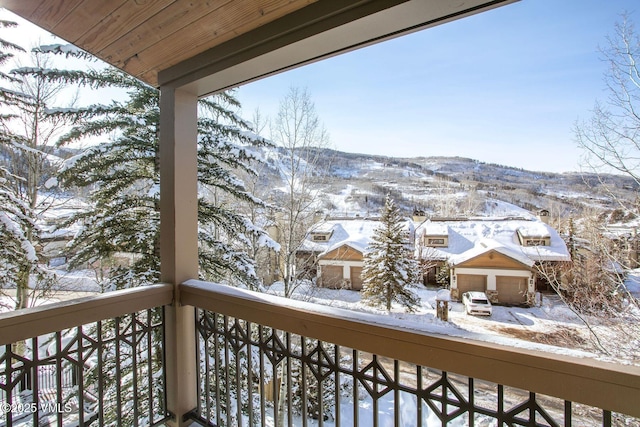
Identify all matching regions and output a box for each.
[0,0,517,96]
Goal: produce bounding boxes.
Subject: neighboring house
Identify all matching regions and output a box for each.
[37,199,87,267]
[415,214,570,306]
[37,199,145,271]
[38,225,75,267]
[300,216,414,290]
[303,212,570,303]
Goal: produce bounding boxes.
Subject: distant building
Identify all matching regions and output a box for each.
[299,216,414,290]
[36,199,86,266]
[415,216,571,306]
[301,212,571,306]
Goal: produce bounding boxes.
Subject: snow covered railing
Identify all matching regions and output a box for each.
[5,281,636,426]
[0,283,173,345]
[0,283,173,426]
[181,280,640,426]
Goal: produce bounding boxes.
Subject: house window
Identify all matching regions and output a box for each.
[312,234,328,241]
[424,236,447,247]
[525,239,546,246]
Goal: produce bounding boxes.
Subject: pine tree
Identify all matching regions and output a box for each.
[14,44,277,425]
[24,44,274,290]
[361,195,421,312]
[436,262,451,288]
[0,19,28,306]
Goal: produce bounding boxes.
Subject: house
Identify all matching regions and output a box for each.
[415,215,571,305]
[300,217,413,290]
[36,199,86,266]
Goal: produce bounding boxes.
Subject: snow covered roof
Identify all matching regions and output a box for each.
[603,223,640,240]
[325,239,369,255]
[415,217,570,264]
[421,222,449,236]
[516,222,550,238]
[38,197,88,240]
[449,239,535,267]
[301,217,413,256]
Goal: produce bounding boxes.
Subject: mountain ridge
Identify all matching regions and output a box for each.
[258,147,639,223]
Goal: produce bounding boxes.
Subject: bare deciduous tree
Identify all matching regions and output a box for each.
[564,17,640,358]
[576,14,640,199]
[431,178,459,217]
[535,212,639,359]
[270,87,331,298]
[234,108,281,288]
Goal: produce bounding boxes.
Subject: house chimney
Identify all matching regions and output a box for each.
[537,209,550,224]
[412,208,427,223]
[313,210,325,224]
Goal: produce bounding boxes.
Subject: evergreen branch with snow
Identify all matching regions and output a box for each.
[33,43,94,61]
[49,61,273,289]
[12,66,146,91]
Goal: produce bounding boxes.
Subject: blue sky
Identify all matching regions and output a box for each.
[236,0,639,173]
[2,1,638,173]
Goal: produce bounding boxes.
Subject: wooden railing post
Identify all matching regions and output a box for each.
[159,85,199,426]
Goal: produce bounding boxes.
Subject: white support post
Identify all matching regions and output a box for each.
[486,274,497,291]
[159,86,198,426]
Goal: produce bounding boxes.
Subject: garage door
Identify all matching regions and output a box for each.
[496,276,528,305]
[321,266,344,289]
[350,266,363,290]
[456,274,486,297]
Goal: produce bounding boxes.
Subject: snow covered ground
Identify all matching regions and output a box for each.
[263,281,640,365]
[4,266,638,364]
[205,279,640,426]
[0,268,102,312]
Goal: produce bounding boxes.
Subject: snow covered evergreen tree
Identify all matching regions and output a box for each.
[0,19,57,309]
[13,43,277,425]
[0,19,29,307]
[361,195,421,312]
[26,44,274,290]
[436,262,451,288]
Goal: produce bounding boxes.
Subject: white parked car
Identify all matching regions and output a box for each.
[462,291,492,316]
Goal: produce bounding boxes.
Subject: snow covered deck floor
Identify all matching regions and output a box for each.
[1,281,639,426]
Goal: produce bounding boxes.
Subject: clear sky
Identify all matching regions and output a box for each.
[2,1,638,173]
[235,0,640,173]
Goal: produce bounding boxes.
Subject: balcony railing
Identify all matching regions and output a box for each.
[180,280,640,427]
[1,280,639,426]
[0,284,173,427]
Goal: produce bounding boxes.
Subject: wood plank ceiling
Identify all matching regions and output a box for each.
[0,0,517,97]
[2,0,315,87]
